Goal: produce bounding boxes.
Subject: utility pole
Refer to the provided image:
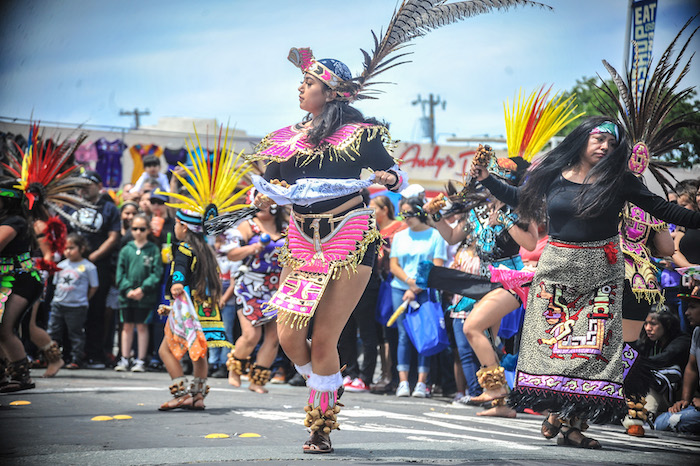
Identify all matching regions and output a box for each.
[119,108,150,129]
[412,94,446,144]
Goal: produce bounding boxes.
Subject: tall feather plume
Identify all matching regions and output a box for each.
[164,124,254,216]
[595,15,700,195]
[504,85,584,162]
[1,122,94,214]
[353,0,552,100]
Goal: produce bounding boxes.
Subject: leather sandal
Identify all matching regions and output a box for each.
[557,427,601,449]
[303,431,333,454]
[159,394,193,411]
[190,392,206,410]
[541,416,561,439]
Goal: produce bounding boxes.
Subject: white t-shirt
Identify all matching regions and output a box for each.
[691,326,700,388]
[52,259,99,307]
[130,172,170,193]
[390,227,447,290]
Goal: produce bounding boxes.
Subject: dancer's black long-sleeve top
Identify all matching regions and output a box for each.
[481,172,700,242]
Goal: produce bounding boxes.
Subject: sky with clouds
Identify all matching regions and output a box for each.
[0,0,698,143]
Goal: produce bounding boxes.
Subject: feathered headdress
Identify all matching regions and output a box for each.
[595,16,700,195]
[504,85,584,163]
[1,122,93,222]
[161,125,257,236]
[289,0,551,102]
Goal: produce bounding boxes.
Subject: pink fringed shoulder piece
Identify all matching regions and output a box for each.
[251,123,376,163]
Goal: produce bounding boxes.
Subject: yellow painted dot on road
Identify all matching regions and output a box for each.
[9,400,31,406]
[91,415,114,421]
[205,433,230,439]
[113,415,132,420]
[239,433,261,438]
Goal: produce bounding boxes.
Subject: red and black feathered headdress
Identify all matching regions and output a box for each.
[2,122,93,221]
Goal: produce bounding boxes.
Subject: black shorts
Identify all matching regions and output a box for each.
[622,281,652,321]
[12,272,44,303]
[119,307,154,324]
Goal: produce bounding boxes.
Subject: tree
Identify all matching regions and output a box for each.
[559,77,618,136]
[560,76,700,168]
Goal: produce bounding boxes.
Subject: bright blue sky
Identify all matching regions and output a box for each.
[0,0,698,142]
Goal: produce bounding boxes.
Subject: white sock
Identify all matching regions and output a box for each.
[307,371,343,391]
[294,362,312,378]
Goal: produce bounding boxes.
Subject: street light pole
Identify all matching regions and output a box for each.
[119,108,151,129]
[412,93,446,144]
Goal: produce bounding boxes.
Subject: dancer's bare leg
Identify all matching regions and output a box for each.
[463,288,519,417]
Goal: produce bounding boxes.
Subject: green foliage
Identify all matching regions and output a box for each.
[559,77,618,136]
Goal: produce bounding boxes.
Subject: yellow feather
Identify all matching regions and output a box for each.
[165,124,253,215]
[504,86,584,162]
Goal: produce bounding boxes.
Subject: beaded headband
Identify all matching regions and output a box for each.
[589,121,620,141]
[288,47,357,101]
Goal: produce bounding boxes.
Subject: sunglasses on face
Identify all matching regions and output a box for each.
[398,211,419,219]
[131,227,147,232]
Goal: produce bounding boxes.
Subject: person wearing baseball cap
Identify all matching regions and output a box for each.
[72,168,121,369]
[654,292,700,433]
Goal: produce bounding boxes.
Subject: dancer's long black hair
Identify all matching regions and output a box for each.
[516,116,630,221]
[302,88,385,147]
[182,229,222,305]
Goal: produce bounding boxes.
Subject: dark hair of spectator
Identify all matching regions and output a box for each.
[635,306,683,355]
[404,197,429,224]
[65,232,89,257]
[675,180,698,211]
[372,195,396,220]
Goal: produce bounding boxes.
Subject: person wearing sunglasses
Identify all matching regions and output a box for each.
[115,213,163,372]
[390,198,447,398]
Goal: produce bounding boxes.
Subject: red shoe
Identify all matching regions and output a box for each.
[345,377,369,393]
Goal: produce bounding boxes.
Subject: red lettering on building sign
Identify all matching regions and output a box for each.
[458,150,477,178]
[398,144,456,178]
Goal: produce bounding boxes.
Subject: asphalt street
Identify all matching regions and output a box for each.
[1,368,698,465]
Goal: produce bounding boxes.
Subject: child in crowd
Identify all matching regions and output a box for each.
[130,154,169,194]
[48,234,99,369]
[115,214,163,372]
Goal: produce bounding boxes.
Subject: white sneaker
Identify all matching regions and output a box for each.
[131,359,145,372]
[451,394,473,406]
[396,381,410,397]
[342,375,353,387]
[114,357,129,372]
[412,382,428,398]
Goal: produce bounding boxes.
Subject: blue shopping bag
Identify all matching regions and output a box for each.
[375,277,395,327]
[404,292,450,357]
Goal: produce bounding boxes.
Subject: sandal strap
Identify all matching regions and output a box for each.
[541,417,561,439]
[303,431,332,453]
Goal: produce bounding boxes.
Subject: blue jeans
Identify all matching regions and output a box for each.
[654,406,700,433]
[452,317,482,396]
[392,287,430,374]
[208,303,237,366]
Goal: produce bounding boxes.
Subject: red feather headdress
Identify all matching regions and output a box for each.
[2,122,93,221]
